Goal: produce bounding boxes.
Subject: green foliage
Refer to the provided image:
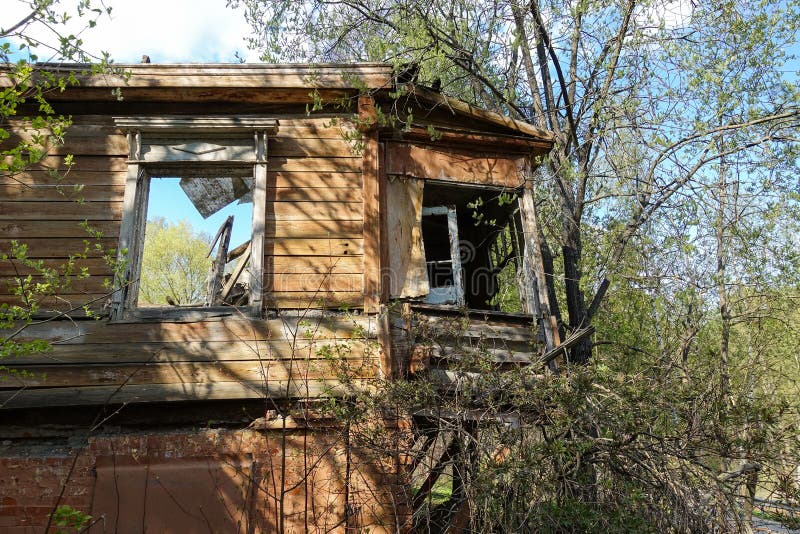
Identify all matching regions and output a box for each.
[139,218,213,306]
[51,504,91,534]
[2,1,122,380]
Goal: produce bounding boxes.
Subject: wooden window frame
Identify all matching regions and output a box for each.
[111,116,278,320]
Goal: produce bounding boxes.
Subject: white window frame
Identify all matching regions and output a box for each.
[421,205,465,306]
[111,116,278,320]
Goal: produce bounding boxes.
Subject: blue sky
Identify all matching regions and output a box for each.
[4,0,253,63]
[148,179,253,249]
[5,1,257,246]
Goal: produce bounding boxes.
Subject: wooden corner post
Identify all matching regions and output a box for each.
[519,185,562,356]
[360,94,382,313]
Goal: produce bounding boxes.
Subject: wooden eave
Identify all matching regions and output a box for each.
[401,84,555,144]
[0,62,395,89]
[397,125,553,154]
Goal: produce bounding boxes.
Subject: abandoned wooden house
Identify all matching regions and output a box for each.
[0,63,555,532]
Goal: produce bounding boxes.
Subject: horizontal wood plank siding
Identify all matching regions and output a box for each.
[0,315,379,409]
[385,142,529,188]
[1,115,365,310]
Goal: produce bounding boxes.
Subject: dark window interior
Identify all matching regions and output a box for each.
[421,213,455,288]
[422,182,525,311]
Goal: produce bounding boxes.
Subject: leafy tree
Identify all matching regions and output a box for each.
[2,1,115,178]
[233,0,800,364]
[231,0,800,528]
[2,2,117,363]
[139,218,213,306]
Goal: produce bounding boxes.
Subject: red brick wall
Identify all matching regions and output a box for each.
[0,428,407,533]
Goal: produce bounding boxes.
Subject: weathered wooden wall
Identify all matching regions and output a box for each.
[0,114,365,311]
[0,314,379,409]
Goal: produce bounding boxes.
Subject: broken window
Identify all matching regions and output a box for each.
[388,178,527,312]
[138,176,254,308]
[422,182,525,311]
[421,206,464,306]
[112,116,277,319]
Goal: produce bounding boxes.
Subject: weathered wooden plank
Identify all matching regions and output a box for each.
[8,316,377,345]
[0,200,362,221]
[0,171,126,187]
[265,238,362,256]
[265,255,363,274]
[1,132,128,156]
[1,359,378,388]
[45,86,355,104]
[361,108,381,313]
[2,170,360,189]
[0,258,113,276]
[0,294,109,312]
[416,316,537,342]
[276,122,359,139]
[264,292,363,308]
[268,171,361,189]
[426,345,536,365]
[269,137,358,158]
[269,157,361,172]
[267,187,362,203]
[0,238,119,257]
[264,273,363,292]
[2,339,374,365]
[0,219,360,241]
[0,379,375,409]
[0,184,126,201]
[8,116,359,137]
[0,201,123,220]
[0,275,111,295]
[8,64,394,88]
[264,220,363,238]
[385,142,528,187]
[0,292,365,311]
[266,202,363,221]
[2,156,128,172]
[4,128,358,158]
[0,220,121,239]
[403,125,555,151]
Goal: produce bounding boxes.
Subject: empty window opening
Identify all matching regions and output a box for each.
[421,206,464,306]
[138,176,253,308]
[421,182,524,312]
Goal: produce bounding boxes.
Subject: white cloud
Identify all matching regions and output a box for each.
[638,0,694,30]
[3,0,255,63]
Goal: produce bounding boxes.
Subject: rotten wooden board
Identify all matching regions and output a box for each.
[0,63,395,89]
[0,184,126,201]
[0,237,119,257]
[0,220,121,239]
[264,273,363,292]
[265,255,363,274]
[2,339,375,365]
[7,316,377,345]
[0,200,362,221]
[0,170,127,186]
[0,379,376,409]
[0,258,114,276]
[385,142,528,187]
[269,157,361,173]
[1,359,378,389]
[264,238,363,256]
[0,292,365,310]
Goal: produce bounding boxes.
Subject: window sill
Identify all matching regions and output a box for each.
[113,305,259,323]
[409,303,535,324]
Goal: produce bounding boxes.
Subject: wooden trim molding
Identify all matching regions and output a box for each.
[112,116,278,320]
